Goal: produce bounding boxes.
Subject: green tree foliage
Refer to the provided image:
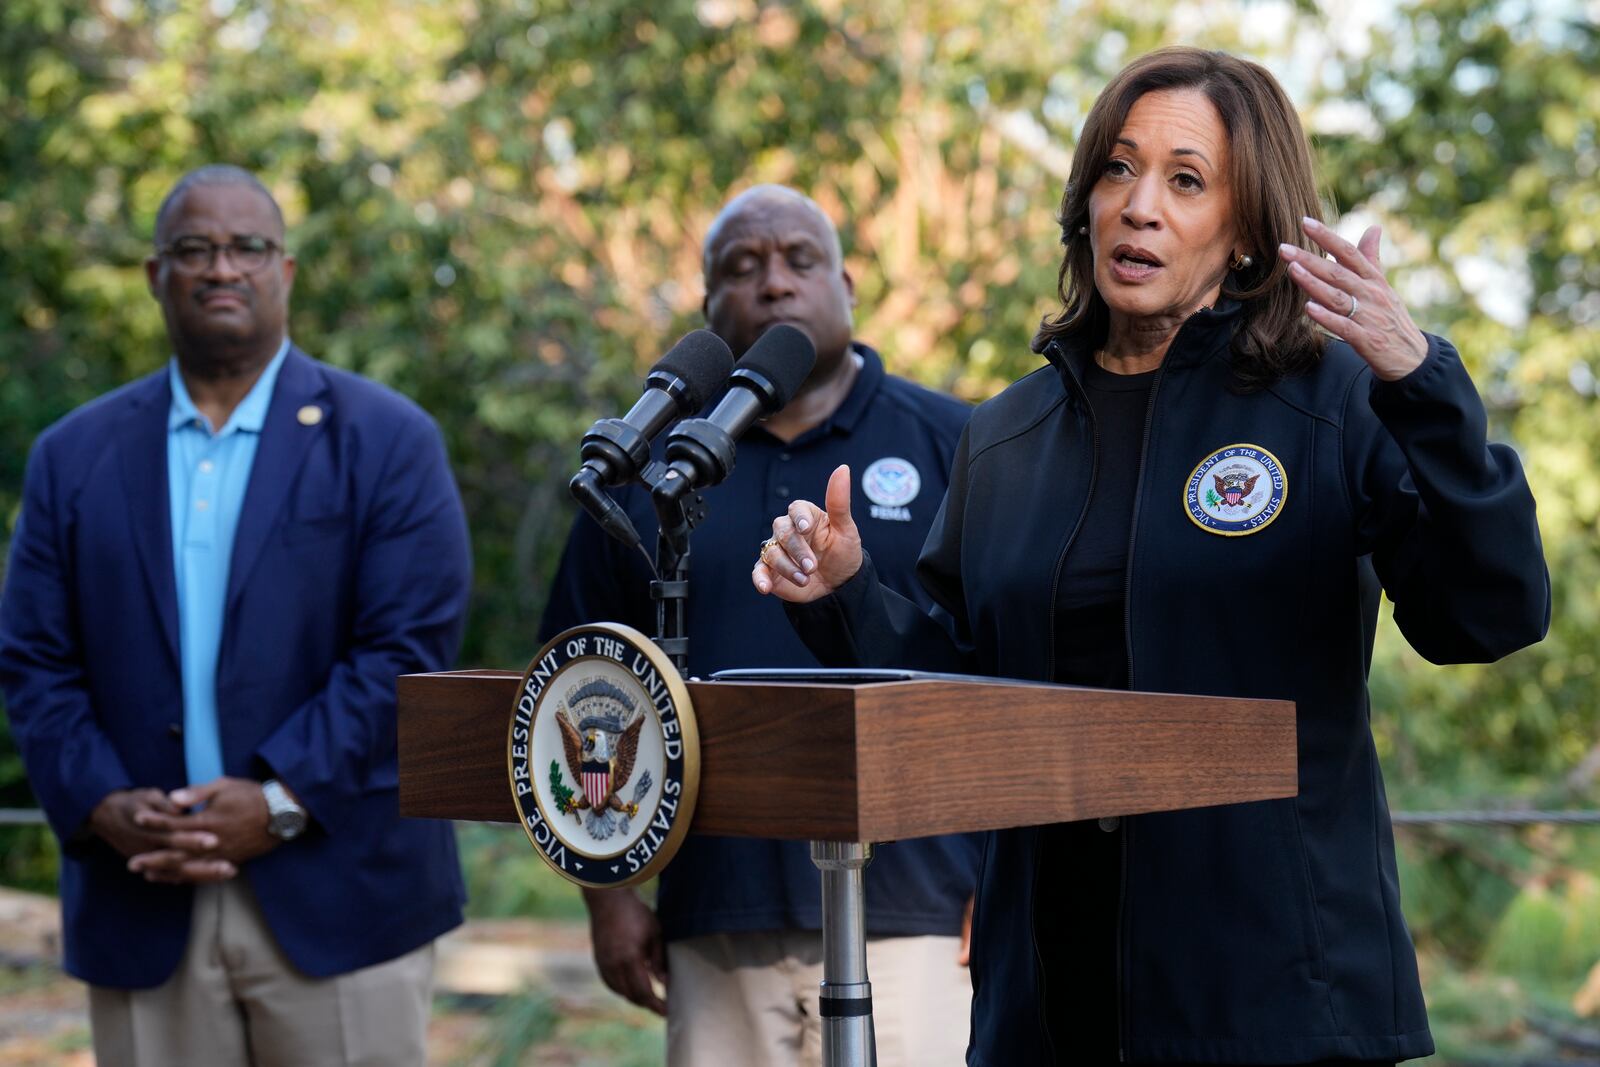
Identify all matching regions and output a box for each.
[0,0,1277,815]
[1324,0,1600,797]
[2,0,1598,1044]
[1314,2,1600,990]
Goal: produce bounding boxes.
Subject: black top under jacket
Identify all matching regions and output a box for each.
[540,344,982,942]
[1054,360,1158,690]
[787,301,1551,1065]
[1047,361,1157,1061]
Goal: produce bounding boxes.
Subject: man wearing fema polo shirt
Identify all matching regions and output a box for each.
[540,185,979,1066]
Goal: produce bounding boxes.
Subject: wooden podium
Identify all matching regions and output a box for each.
[399,669,1296,1065]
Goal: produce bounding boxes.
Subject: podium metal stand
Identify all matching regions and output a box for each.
[398,670,1296,1066]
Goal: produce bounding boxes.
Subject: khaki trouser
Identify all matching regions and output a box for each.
[88,879,434,1067]
[666,931,972,1067]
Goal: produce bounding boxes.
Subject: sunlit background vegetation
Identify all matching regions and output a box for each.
[3,0,1599,1061]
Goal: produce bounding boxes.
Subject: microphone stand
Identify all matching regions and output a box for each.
[644,414,738,680]
[643,460,704,680]
[642,441,880,1067]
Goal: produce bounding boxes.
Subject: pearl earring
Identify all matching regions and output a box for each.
[1078,224,1088,235]
[1231,251,1254,270]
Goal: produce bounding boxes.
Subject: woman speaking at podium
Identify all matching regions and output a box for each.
[751,47,1548,1067]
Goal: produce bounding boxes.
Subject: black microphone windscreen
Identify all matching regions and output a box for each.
[652,330,735,411]
[737,324,816,407]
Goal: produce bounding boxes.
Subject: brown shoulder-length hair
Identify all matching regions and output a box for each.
[1032,47,1324,387]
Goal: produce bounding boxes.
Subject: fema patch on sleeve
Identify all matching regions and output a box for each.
[1184,444,1288,536]
[862,457,921,523]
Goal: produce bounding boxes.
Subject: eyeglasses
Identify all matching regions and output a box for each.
[158,235,283,275]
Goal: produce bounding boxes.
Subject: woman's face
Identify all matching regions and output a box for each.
[1087,88,1241,325]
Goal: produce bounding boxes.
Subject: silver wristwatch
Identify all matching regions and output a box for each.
[262,779,308,841]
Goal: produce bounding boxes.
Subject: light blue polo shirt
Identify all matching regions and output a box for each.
[168,339,290,786]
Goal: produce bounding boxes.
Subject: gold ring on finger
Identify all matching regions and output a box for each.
[759,537,778,565]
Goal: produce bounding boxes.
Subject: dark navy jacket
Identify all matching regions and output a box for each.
[789,305,1550,1064]
[0,348,471,988]
[541,344,982,941]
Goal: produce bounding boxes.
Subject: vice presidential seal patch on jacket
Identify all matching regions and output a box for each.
[1184,443,1288,536]
[508,623,700,888]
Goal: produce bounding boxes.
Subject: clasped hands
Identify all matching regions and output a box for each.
[89,777,282,885]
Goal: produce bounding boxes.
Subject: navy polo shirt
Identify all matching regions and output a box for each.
[540,343,981,942]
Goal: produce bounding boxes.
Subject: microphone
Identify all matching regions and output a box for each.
[653,323,817,504]
[570,330,733,546]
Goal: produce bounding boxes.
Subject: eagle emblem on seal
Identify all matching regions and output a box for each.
[553,678,653,840]
[1213,469,1260,507]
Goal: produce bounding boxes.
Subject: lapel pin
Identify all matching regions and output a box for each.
[297,405,323,426]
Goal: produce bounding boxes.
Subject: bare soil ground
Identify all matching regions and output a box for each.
[0,888,663,1067]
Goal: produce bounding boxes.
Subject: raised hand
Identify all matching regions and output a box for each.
[751,464,864,603]
[1280,217,1428,382]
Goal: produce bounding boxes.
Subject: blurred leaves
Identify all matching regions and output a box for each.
[0,0,1349,710]
[1323,7,1600,998]
[456,823,589,922]
[448,982,662,1067]
[0,0,1598,1056]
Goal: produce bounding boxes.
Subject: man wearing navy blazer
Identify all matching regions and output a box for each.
[0,165,472,1066]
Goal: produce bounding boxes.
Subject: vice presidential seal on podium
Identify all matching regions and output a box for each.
[507,622,700,888]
